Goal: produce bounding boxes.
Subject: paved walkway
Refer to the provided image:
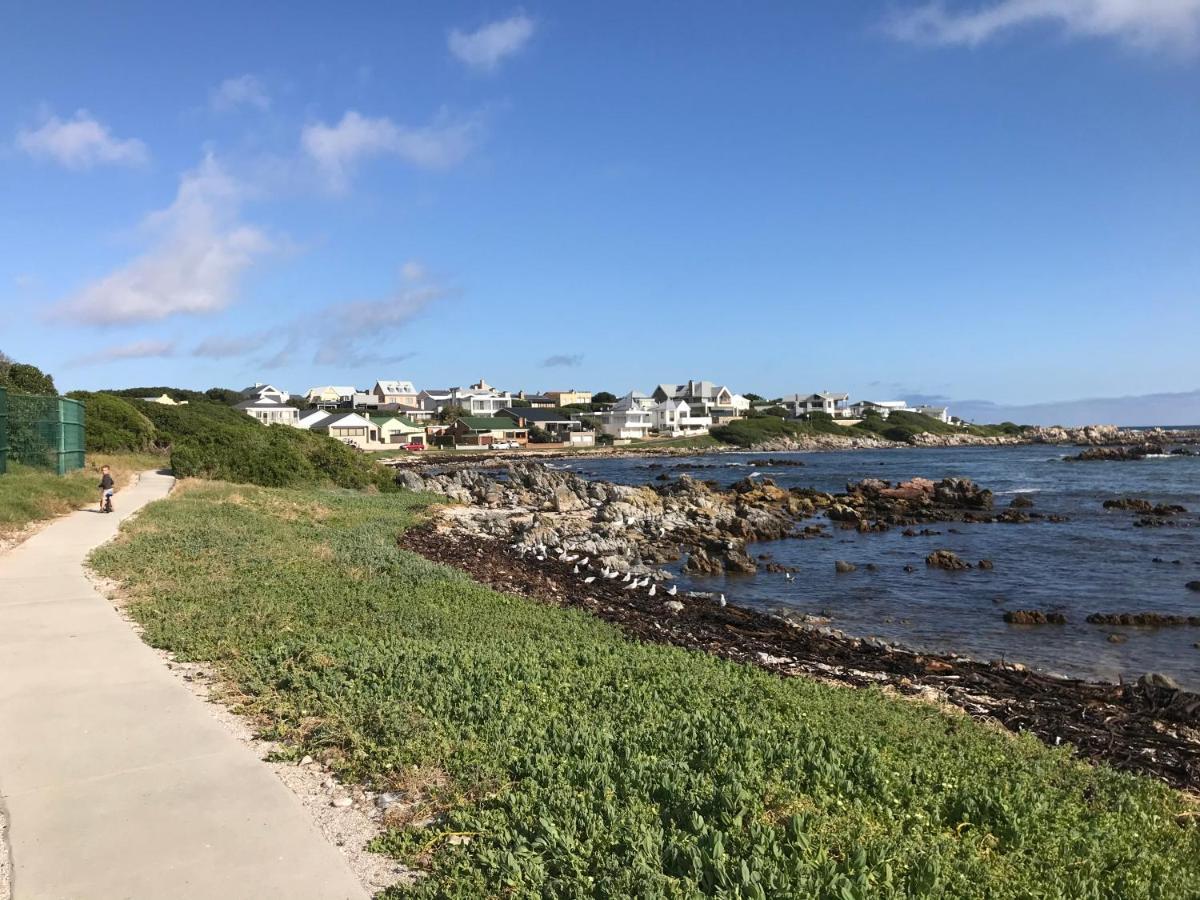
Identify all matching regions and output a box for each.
[0,471,368,899]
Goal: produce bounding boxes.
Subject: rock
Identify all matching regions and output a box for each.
[375,791,406,809]
[1103,497,1153,513]
[682,548,722,575]
[331,796,353,808]
[925,549,970,570]
[299,755,314,766]
[1009,495,1034,508]
[1107,633,1127,644]
[977,559,994,570]
[662,600,684,614]
[1070,445,1159,462]
[722,547,758,574]
[1186,581,1200,592]
[834,560,856,573]
[1087,612,1200,627]
[1138,672,1180,690]
[1004,610,1067,625]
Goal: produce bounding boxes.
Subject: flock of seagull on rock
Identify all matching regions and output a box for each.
[512,542,727,608]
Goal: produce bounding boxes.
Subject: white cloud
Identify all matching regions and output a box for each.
[886,0,1200,54]
[449,12,536,71]
[301,109,481,189]
[210,74,271,112]
[71,339,176,367]
[57,153,274,324]
[313,284,448,364]
[16,110,148,169]
[400,259,426,281]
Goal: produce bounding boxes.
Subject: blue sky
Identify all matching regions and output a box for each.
[1,1,1198,418]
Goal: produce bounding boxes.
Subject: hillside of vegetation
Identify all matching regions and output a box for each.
[91,480,1200,898]
[67,391,394,491]
[712,411,1025,448]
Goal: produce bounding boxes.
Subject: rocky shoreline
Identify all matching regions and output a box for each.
[396,460,1200,791]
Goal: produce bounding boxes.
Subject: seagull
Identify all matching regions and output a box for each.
[648,584,656,597]
[624,580,639,590]
[573,565,581,574]
[784,572,794,582]
[584,576,596,584]
[579,557,590,567]
[536,555,546,562]
[565,554,579,563]
[666,585,678,596]
[621,572,631,583]
[606,570,620,580]
[718,593,727,607]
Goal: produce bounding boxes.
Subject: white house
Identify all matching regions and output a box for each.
[234,397,300,427]
[297,408,332,430]
[781,392,851,418]
[914,405,951,423]
[419,382,512,417]
[652,380,736,414]
[242,383,290,404]
[309,412,379,447]
[848,400,911,419]
[594,392,654,440]
[652,399,712,436]
[372,380,419,407]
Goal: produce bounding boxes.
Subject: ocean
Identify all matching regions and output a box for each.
[554,445,1200,689]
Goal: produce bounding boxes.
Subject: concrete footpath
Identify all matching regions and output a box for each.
[0,471,368,900]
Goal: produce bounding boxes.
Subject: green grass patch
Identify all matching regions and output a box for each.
[91,482,1200,898]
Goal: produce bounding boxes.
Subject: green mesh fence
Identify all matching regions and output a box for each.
[0,390,86,475]
[0,388,7,475]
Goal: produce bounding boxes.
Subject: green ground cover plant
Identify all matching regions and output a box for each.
[91,481,1200,898]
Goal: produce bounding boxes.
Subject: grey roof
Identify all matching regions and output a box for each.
[319,412,372,426]
[234,398,293,411]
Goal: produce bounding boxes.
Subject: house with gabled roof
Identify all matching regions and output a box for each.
[368,414,427,445]
[443,416,528,447]
[372,380,419,407]
[308,411,379,447]
[651,380,736,416]
[234,397,299,427]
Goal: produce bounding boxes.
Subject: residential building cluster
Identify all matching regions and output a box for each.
[229,379,955,450]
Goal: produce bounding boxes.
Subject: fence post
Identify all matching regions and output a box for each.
[0,387,7,475]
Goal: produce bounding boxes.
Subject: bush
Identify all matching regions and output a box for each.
[527,426,555,444]
[68,392,157,453]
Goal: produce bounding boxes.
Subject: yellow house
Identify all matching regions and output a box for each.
[546,389,592,407]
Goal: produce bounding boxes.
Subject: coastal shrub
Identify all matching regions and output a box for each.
[67,392,157,453]
[711,417,817,447]
[91,482,1200,899]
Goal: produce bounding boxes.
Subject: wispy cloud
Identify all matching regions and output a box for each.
[312,284,448,365]
[16,109,148,169]
[55,153,274,324]
[885,0,1200,55]
[210,74,271,112]
[301,109,482,190]
[70,338,175,367]
[541,353,583,368]
[449,12,536,71]
[191,334,265,359]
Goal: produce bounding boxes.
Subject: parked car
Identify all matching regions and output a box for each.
[403,442,425,451]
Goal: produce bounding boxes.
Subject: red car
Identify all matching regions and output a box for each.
[403,442,425,451]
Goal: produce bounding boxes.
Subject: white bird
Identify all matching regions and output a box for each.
[573,565,581,574]
[648,584,656,597]
[565,554,579,563]
[584,576,596,584]
[606,570,620,580]
[748,472,761,479]
[624,580,639,590]
[536,555,546,562]
[579,557,590,567]
[784,572,794,582]
[718,593,727,607]
[621,572,631,583]
[667,585,678,596]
